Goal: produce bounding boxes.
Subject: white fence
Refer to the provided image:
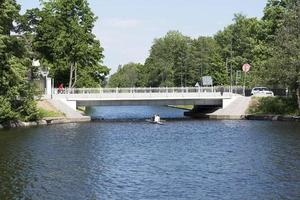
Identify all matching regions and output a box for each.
[52,86,243,99]
[53,86,243,94]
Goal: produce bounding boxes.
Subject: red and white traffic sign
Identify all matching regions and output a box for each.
[242,63,251,73]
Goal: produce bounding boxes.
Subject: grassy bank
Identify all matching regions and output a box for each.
[168,105,193,110]
[38,108,65,118]
[248,97,299,116]
[37,100,65,118]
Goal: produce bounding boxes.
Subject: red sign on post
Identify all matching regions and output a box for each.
[242,64,251,73]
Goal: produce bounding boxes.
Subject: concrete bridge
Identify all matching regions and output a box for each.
[50,87,241,111]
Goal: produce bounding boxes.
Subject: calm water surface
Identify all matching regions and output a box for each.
[0,106,300,200]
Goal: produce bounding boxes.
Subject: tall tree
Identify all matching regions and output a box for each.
[215,14,264,86]
[264,2,300,109]
[188,37,228,86]
[0,0,39,123]
[141,31,191,87]
[30,0,109,88]
[139,31,229,87]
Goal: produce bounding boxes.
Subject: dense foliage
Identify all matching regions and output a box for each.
[0,0,110,124]
[248,97,299,115]
[0,0,39,123]
[125,31,228,87]
[108,63,142,87]
[22,0,110,88]
[263,1,300,109]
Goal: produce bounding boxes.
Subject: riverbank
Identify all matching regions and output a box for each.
[180,96,300,122]
[0,117,91,129]
[246,115,300,122]
[184,112,300,122]
[0,100,91,129]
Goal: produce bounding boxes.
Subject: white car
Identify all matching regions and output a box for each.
[251,87,274,96]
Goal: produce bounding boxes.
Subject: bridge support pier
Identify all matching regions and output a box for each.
[184,105,220,118]
[184,96,238,118]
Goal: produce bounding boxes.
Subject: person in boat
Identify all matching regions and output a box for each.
[151,115,155,122]
[154,114,160,123]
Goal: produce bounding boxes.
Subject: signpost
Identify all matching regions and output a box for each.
[242,64,251,96]
[236,70,242,85]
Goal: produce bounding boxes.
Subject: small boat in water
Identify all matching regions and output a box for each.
[146,119,165,125]
[147,114,165,125]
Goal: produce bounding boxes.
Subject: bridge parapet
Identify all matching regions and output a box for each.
[52,86,242,100]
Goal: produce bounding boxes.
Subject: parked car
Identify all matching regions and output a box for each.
[251,87,274,96]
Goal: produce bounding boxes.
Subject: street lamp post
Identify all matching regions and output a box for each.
[33,59,52,98]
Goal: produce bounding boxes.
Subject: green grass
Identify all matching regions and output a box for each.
[77,106,86,113]
[248,97,299,116]
[38,108,65,118]
[168,105,193,110]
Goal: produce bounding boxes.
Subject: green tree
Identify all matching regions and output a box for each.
[140,31,191,87]
[0,0,39,123]
[139,31,229,87]
[108,63,143,88]
[215,14,265,86]
[28,0,109,88]
[264,3,300,109]
[188,37,228,86]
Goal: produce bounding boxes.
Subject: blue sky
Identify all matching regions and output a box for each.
[17,0,267,73]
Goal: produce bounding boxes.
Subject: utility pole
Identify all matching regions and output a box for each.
[180,65,183,87]
[230,37,233,93]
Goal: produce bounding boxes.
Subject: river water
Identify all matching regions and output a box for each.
[0,106,300,200]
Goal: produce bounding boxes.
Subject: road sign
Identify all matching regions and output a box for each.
[202,76,213,86]
[242,64,251,96]
[242,64,251,73]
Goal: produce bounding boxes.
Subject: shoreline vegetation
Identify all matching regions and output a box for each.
[248,97,299,116]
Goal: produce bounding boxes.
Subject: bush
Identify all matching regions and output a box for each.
[19,99,40,122]
[0,97,19,123]
[248,97,299,115]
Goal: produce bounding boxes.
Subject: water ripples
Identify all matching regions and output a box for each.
[0,110,300,199]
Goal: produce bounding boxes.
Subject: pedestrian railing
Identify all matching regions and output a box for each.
[52,86,243,99]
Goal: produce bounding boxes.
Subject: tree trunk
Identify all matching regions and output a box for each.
[72,62,77,88]
[69,63,74,89]
[297,87,300,111]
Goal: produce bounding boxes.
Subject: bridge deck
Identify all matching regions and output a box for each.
[51,87,240,107]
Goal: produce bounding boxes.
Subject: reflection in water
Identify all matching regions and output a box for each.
[0,107,299,199]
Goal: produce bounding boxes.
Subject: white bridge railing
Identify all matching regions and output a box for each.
[52,86,243,99]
